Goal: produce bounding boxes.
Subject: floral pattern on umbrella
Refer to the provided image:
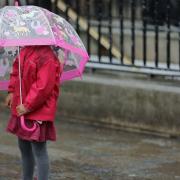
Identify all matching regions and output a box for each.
[0,5,89,90]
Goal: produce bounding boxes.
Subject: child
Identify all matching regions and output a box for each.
[5,45,61,180]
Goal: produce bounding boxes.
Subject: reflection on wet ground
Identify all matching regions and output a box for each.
[1,108,180,179]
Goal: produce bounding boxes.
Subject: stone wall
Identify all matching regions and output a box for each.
[57,73,180,137]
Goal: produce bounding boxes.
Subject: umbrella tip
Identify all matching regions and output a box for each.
[15,0,19,6]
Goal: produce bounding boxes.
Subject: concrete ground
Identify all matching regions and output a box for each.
[1,108,180,179]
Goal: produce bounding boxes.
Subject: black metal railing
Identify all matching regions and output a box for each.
[54,0,180,76]
[2,0,180,76]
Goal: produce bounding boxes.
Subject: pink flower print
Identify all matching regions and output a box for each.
[36,26,49,35]
[31,21,49,35]
[52,25,59,36]
[6,10,17,17]
[71,35,79,43]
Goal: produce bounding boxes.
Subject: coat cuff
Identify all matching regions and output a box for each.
[8,87,14,93]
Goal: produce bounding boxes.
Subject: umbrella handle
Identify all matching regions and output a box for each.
[20,116,37,132]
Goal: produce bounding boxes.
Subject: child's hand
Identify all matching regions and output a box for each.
[5,93,13,108]
[16,104,29,116]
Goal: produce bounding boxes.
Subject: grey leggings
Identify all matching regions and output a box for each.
[18,138,49,180]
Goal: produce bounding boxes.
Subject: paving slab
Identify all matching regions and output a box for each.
[1,106,180,179]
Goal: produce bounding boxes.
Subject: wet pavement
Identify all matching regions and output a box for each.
[1,107,180,179]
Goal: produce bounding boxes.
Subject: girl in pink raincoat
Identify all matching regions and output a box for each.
[5,45,62,180]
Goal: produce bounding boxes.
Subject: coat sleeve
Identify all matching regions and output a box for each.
[24,59,57,111]
[8,58,18,93]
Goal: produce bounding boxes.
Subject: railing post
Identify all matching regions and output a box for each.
[52,0,58,13]
[97,0,102,62]
[86,0,91,55]
[166,0,171,69]
[142,0,147,66]
[75,0,80,34]
[119,0,124,64]
[131,0,136,65]
[65,2,69,21]
[108,0,112,63]
[154,0,159,67]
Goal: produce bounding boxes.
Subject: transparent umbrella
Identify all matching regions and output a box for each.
[0,1,89,131]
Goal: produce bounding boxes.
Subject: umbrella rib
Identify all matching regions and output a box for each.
[38,7,56,44]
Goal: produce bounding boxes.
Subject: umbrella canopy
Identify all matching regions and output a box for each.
[0,5,89,90]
